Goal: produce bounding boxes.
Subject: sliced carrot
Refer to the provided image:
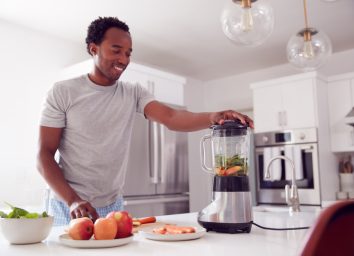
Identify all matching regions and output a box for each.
[225,166,242,176]
[215,167,226,176]
[164,225,196,234]
[152,227,166,234]
[137,216,156,224]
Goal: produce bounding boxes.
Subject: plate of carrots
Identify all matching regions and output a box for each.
[138,224,206,241]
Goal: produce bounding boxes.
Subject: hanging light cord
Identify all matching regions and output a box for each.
[303,0,309,29]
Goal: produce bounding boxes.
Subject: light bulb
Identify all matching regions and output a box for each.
[240,7,254,32]
[221,0,274,47]
[287,28,332,71]
[303,40,315,59]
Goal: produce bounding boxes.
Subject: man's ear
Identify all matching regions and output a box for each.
[89,43,97,56]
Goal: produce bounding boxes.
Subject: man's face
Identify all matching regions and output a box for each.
[90,27,132,85]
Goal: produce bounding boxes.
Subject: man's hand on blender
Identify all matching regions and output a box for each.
[210,110,254,128]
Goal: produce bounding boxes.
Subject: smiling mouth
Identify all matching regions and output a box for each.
[114,65,125,72]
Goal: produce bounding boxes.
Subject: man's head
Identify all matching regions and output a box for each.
[86,17,132,85]
[85,17,130,56]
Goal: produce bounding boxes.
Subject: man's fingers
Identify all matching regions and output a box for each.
[69,200,94,220]
[86,205,99,222]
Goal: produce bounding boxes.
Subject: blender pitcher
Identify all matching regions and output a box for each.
[200,120,250,177]
[198,120,253,233]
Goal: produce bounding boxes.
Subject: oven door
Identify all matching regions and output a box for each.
[255,143,321,205]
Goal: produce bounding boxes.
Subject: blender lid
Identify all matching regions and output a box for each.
[210,120,248,130]
[210,120,248,136]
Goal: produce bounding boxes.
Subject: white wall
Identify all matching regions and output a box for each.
[203,48,354,111]
[0,19,87,209]
[184,78,214,212]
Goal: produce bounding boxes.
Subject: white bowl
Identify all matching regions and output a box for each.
[0,216,54,244]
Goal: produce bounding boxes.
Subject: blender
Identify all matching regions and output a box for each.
[198,120,253,233]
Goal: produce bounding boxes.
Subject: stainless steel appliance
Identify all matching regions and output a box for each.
[254,128,321,205]
[198,120,253,233]
[123,104,189,217]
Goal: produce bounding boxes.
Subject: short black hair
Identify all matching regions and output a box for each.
[85,16,130,55]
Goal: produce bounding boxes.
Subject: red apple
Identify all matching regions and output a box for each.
[68,217,94,240]
[106,211,133,238]
[94,217,117,240]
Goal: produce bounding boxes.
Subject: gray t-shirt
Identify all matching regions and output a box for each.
[40,74,155,207]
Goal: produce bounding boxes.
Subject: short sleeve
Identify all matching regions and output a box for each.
[40,83,67,128]
[136,84,155,114]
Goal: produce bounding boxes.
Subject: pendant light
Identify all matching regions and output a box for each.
[287,0,332,71]
[221,0,274,47]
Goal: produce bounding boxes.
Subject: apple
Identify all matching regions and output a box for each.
[106,211,133,238]
[68,217,94,240]
[94,217,117,240]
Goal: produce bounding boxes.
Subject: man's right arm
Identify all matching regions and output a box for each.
[36,126,98,221]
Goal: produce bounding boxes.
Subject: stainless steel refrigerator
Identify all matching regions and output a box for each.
[123,104,189,217]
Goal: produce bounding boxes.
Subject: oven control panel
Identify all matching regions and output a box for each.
[254,128,317,146]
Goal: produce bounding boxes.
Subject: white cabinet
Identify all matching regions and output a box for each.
[120,63,185,106]
[327,73,354,152]
[251,72,318,133]
[61,60,186,106]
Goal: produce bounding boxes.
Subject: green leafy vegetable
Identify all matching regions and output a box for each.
[25,212,39,219]
[1,202,49,219]
[5,202,29,218]
[0,211,7,218]
[214,154,248,176]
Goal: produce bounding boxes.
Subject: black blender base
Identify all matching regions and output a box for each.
[198,220,252,234]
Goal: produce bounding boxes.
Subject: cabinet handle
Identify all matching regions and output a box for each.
[351,130,354,146]
[283,111,287,126]
[147,80,155,94]
[278,112,282,127]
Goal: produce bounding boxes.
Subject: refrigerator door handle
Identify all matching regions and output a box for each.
[159,123,167,184]
[150,122,159,184]
[124,196,189,206]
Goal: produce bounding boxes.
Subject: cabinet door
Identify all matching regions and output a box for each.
[148,75,184,105]
[121,67,185,105]
[119,68,149,89]
[328,79,354,152]
[253,85,283,132]
[282,79,316,129]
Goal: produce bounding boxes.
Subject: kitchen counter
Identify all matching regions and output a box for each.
[0,208,321,256]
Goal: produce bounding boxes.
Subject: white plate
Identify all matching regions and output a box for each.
[59,234,134,248]
[139,226,206,241]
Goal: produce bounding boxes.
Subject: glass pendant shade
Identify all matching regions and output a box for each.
[287,28,332,71]
[221,0,275,47]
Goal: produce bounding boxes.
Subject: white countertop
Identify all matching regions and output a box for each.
[0,207,321,256]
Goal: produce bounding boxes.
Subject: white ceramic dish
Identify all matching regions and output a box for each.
[59,234,134,248]
[0,216,53,244]
[139,226,206,241]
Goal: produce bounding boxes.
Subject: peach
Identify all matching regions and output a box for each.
[68,217,94,240]
[94,217,117,240]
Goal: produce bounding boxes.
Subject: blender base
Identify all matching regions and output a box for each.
[198,220,252,234]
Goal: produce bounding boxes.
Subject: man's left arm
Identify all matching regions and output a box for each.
[144,101,254,132]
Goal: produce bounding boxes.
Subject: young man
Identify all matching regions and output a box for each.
[37,17,253,225]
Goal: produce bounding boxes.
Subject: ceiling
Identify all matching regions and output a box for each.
[1,0,353,81]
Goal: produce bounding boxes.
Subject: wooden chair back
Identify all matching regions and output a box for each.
[300,200,354,256]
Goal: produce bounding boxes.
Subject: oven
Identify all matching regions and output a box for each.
[254,128,321,205]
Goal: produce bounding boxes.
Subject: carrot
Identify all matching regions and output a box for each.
[164,225,196,234]
[215,167,226,176]
[225,166,242,176]
[137,216,156,225]
[152,227,167,234]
